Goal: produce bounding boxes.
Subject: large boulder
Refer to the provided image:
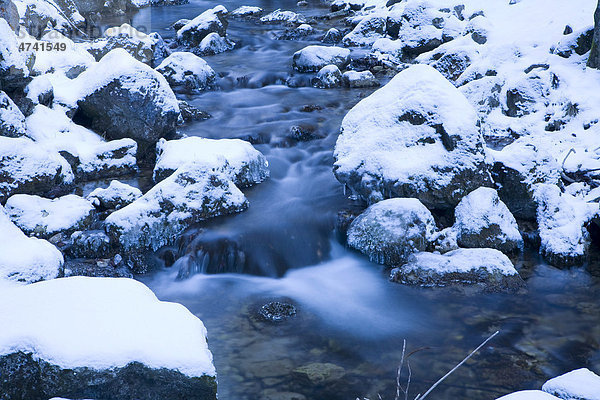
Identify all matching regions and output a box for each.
[347,198,437,266]
[292,45,350,72]
[390,248,523,291]
[153,137,270,186]
[454,187,523,254]
[542,368,600,400]
[334,64,491,209]
[196,32,235,56]
[0,91,26,137]
[177,5,228,49]
[0,277,217,400]
[0,204,62,284]
[5,194,94,239]
[156,52,216,92]
[67,49,180,158]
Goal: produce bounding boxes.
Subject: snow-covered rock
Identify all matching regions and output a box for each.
[0,0,19,32]
[30,30,95,78]
[197,32,235,56]
[342,15,386,47]
[496,391,560,400]
[229,5,263,19]
[86,23,155,65]
[153,137,270,186]
[68,230,112,259]
[314,65,342,88]
[454,187,523,254]
[542,368,600,400]
[61,49,179,157]
[322,28,342,44]
[177,5,228,49]
[0,19,32,92]
[18,0,84,38]
[277,23,314,41]
[0,137,73,202]
[342,70,379,88]
[5,194,94,239]
[260,9,306,25]
[0,204,62,284]
[0,91,26,137]
[87,180,142,211]
[534,184,598,267]
[156,52,216,92]
[390,248,523,291]
[0,277,217,399]
[105,163,248,272]
[334,64,490,209]
[347,198,437,266]
[292,45,350,72]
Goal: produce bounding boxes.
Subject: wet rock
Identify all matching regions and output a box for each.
[390,248,524,291]
[292,45,350,72]
[5,194,94,239]
[342,15,386,47]
[334,64,491,209]
[178,100,211,122]
[341,70,379,88]
[260,9,307,26]
[87,180,142,211]
[0,91,26,138]
[156,52,216,92]
[277,24,314,41]
[322,28,342,44]
[292,363,346,385]
[259,301,297,322]
[176,5,228,49]
[287,124,320,141]
[542,368,600,400]
[196,32,235,56]
[86,24,155,65]
[313,64,342,88]
[229,6,263,19]
[347,198,437,266]
[67,230,112,259]
[454,187,524,254]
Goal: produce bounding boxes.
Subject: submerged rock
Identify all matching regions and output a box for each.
[87,180,142,211]
[156,52,216,92]
[293,363,345,386]
[259,301,297,322]
[292,45,350,72]
[347,198,437,266]
[390,248,523,291]
[334,64,491,209]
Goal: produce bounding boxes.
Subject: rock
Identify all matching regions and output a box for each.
[454,187,523,254]
[0,137,73,203]
[588,1,600,69]
[430,49,471,81]
[87,180,142,210]
[342,15,386,47]
[0,0,19,32]
[496,391,560,400]
[258,301,297,322]
[0,91,26,137]
[5,194,94,239]
[347,198,437,266]
[156,52,216,92]
[313,65,342,88]
[31,31,95,78]
[72,0,135,16]
[0,277,217,399]
[178,100,211,122]
[277,24,314,41]
[390,248,523,291]
[0,19,32,93]
[197,32,235,56]
[292,45,350,72]
[68,230,112,259]
[0,204,63,283]
[260,9,306,25]
[153,137,270,187]
[69,49,180,158]
[172,18,190,30]
[24,76,54,111]
[534,184,597,268]
[341,70,379,88]
[105,163,249,272]
[466,15,490,44]
[334,64,491,209]
[86,24,155,65]
[292,363,345,385]
[177,5,228,49]
[229,6,263,19]
[431,227,459,254]
[542,368,600,400]
[261,392,306,400]
[287,124,320,142]
[322,28,342,44]
[556,26,594,59]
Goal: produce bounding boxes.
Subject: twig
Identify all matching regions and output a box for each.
[405,360,412,400]
[395,340,406,400]
[414,331,500,400]
[561,148,577,184]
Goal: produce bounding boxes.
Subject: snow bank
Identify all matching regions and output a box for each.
[0,276,216,377]
[542,368,600,400]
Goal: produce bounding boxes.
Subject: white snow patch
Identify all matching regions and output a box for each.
[542,368,600,400]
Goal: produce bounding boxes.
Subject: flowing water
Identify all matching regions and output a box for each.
[106,1,600,398]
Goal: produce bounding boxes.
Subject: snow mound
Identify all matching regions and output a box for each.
[542,368,600,400]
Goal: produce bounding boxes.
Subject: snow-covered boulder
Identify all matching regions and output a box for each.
[197,32,235,56]
[390,248,523,291]
[292,45,350,72]
[86,23,155,65]
[0,204,62,283]
[177,5,228,49]
[64,49,180,157]
[334,64,490,209]
[229,5,263,19]
[68,230,112,259]
[87,180,142,211]
[0,91,26,137]
[0,277,217,399]
[496,391,560,400]
[5,194,94,239]
[534,184,598,267]
[542,368,600,400]
[454,187,523,254]
[277,23,314,41]
[0,137,73,202]
[314,65,342,89]
[153,137,270,187]
[105,163,249,272]
[347,198,437,266]
[0,19,32,92]
[322,28,342,44]
[30,30,95,78]
[260,9,306,25]
[156,52,216,92]
[342,15,386,47]
[342,70,379,88]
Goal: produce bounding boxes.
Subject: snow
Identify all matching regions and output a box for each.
[0,18,28,76]
[154,137,269,186]
[0,277,216,377]
[315,65,342,88]
[292,45,350,72]
[229,6,263,17]
[496,391,560,400]
[0,204,62,284]
[87,180,142,210]
[28,30,95,77]
[198,32,235,55]
[156,52,216,88]
[0,91,26,137]
[260,9,306,24]
[5,194,94,238]
[177,5,228,39]
[542,368,600,400]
